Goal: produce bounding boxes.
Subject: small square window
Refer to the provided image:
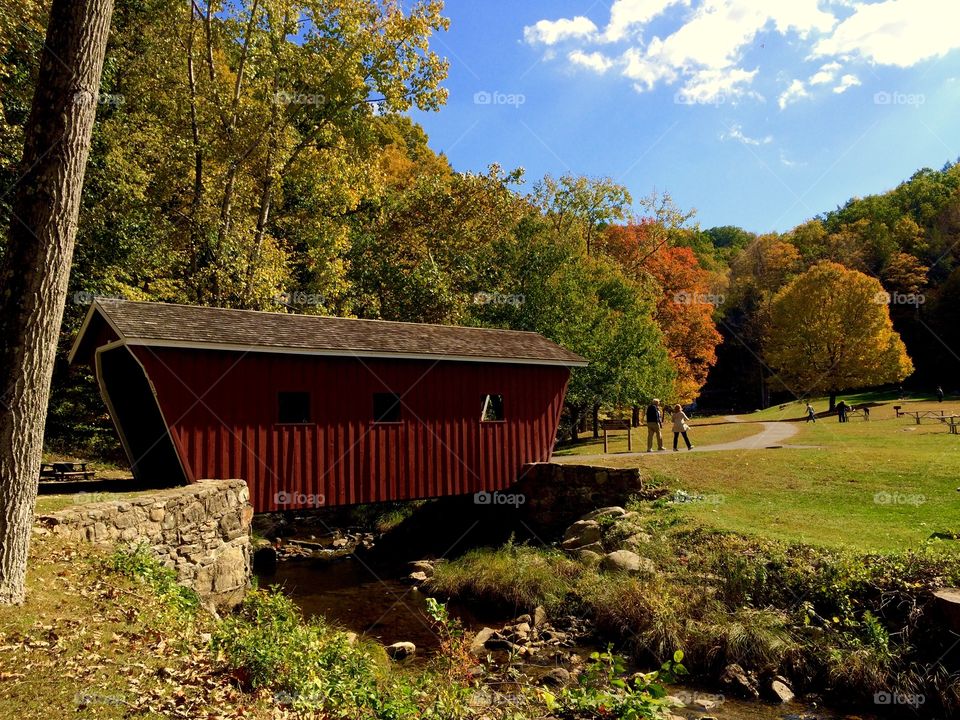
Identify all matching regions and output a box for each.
[481,394,504,422]
[278,392,311,424]
[373,393,402,423]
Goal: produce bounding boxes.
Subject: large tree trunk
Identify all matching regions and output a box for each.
[592,403,600,439]
[829,392,837,412]
[0,0,114,604]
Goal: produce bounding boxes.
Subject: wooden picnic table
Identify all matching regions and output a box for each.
[893,407,959,431]
[39,461,95,482]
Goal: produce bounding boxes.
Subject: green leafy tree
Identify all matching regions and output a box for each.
[473,221,674,441]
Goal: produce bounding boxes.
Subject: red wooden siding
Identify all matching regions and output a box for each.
[130,347,569,512]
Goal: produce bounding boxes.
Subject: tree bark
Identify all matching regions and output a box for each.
[592,403,600,439]
[829,392,837,412]
[0,0,114,604]
[569,405,580,443]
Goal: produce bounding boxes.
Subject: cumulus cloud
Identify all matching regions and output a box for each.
[623,46,677,89]
[833,73,861,93]
[812,0,960,67]
[680,67,760,103]
[523,16,598,46]
[808,61,841,85]
[778,79,810,109]
[603,0,690,42]
[721,123,773,145]
[569,50,615,73]
[523,0,959,102]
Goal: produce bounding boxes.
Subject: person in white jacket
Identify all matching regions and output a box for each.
[671,404,694,451]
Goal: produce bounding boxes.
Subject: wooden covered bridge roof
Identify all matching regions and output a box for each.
[69,299,588,367]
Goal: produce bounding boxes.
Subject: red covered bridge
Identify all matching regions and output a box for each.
[69,300,586,512]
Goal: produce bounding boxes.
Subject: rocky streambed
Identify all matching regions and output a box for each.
[252,508,878,720]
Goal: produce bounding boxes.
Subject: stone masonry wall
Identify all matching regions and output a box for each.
[38,479,253,612]
[514,462,666,537]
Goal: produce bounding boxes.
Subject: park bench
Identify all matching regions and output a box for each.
[600,419,633,453]
[845,408,869,420]
[39,461,95,482]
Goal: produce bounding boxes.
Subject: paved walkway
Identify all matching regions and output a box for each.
[553,420,808,464]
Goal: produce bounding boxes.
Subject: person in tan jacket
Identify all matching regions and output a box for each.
[671,404,694,451]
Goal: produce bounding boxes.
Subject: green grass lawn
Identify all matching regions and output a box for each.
[34,489,158,515]
[742,389,947,421]
[552,419,757,456]
[559,395,960,553]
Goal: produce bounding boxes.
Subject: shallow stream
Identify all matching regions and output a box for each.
[257,550,878,720]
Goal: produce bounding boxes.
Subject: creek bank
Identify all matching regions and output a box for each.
[256,516,864,720]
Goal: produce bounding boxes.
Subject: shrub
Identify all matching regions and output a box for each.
[211,588,389,716]
[109,543,199,615]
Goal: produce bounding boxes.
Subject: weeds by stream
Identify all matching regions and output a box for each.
[425,499,960,716]
[0,535,683,719]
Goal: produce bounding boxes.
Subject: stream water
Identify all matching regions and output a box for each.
[257,552,878,720]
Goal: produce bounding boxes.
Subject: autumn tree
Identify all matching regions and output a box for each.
[601,224,721,404]
[644,246,722,403]
[0,0,114,603]
[77,0,449,309]
[765,262,913,409]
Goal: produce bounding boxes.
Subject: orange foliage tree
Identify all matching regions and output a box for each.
[601,223,722,403]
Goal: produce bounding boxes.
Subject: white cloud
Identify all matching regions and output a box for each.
[808,61,841,85]
[622,46,677,89]
[642,0,835,71]
[778,79,810,109]
[833,73,861,93]
[603,0,689,42]
[779,149,805,168]
[680,67,760,103]
[523,0,959,103]
[523,16,598,46]
[569,50,615,73]
[721,123,772,145]
[812,0,960,67]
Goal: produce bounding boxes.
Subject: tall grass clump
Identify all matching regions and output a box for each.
[427,540,580,613]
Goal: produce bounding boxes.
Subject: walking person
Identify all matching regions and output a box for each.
[645,399,664,452]
[671,404,694,451]
[937,385,944,403]
[806,402,816,423]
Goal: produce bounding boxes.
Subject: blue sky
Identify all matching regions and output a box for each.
[410,0,960,233]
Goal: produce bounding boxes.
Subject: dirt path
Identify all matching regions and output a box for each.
[692,420,799,451]
[553,420,805,463]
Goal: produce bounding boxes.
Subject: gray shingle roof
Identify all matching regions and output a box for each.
[71,299,587,367]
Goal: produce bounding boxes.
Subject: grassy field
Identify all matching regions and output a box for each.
[553,418,756,456]
[34,489,158,515]
[559,394,960,552]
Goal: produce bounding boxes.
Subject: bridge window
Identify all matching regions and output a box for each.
[373,393,402,423]
[278,391,311,424]
[481,394,505,422]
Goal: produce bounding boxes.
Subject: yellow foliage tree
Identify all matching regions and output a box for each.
[765,262,913,409]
